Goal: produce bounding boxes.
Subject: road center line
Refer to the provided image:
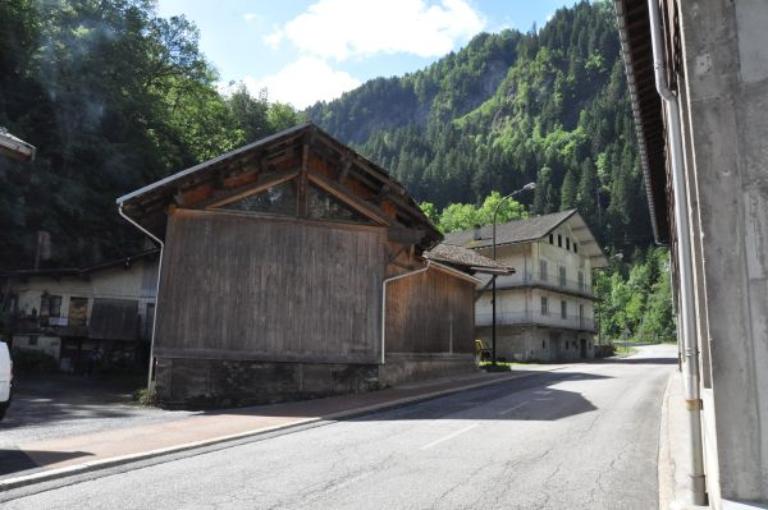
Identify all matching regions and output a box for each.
[420,423,479,450]
[498,402,528,416]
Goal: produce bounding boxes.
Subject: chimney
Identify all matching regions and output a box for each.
[473,224,482,241]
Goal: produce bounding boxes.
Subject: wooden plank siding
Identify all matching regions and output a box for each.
[385,267,475,355]
[155,208,386,364]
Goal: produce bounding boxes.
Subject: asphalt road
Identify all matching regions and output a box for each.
[1,344,676,509]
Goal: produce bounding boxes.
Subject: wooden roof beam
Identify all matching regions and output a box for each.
[307,172,391,226]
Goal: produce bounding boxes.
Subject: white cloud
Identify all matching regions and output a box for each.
[242,57,361,108]
[243,13,260,23]
[264,0,486,61]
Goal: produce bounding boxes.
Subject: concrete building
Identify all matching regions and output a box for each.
[616,0,768,507]
[444,210,607,362]
[117,123,507,408]
[1,250,159,372]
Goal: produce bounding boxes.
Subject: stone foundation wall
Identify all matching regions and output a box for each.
[154,357,380,409]
[378,353,478,387]
[154,354,478,409]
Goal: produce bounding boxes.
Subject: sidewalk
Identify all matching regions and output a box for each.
[658,371,709,510]
[0,366,562,490]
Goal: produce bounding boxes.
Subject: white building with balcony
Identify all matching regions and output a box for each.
[444,209,608,362]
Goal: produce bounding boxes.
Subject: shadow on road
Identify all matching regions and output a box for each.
[0,374,149,431]
[343,371,608,423]
[0,449,93,476]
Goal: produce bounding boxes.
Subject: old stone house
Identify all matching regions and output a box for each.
[117,123,507,408]
[444,210,607,362]
[1,250,158,372]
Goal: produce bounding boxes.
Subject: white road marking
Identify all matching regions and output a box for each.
[420,423,479,450]
[498,402,528,416]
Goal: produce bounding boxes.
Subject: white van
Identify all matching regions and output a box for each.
[0,341,12,420]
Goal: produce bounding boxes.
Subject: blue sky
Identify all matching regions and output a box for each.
[156,0,579,108]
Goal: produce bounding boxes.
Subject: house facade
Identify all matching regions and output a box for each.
[1,250,158,372]
[616,0,768,506]
[445,210,607,362]
[117,123,503,408]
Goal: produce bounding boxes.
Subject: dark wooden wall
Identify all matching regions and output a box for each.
[385,267,475,354]
[155,209,385,364]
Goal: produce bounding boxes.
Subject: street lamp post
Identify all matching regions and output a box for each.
[491,182,536,365]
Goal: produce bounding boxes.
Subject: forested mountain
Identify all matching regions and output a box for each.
[307,0,651,251]
[0,0,650,270]
[0,0,298,269]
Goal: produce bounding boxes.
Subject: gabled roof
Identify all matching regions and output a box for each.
[444,210,576,248]
[117,123,441,250]
[424,244,514,274]
[443,209,608,268]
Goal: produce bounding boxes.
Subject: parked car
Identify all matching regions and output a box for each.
[0,341,12,420]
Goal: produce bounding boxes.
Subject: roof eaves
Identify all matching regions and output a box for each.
[116,122,312,205]
[614,0,666,245]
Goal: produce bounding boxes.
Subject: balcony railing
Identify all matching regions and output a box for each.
[492,271,595,296]
[476,310,596,332]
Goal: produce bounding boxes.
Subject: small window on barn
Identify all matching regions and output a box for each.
[557,234,562,247]
[541,296,549,315]
[549,234,554,244]
[218,179,297,216]
[566,237,570,250]
[307,184,371,223]
[573,242,578,254]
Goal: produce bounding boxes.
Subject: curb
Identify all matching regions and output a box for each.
[658,371,676,510]
[0,368,556,492]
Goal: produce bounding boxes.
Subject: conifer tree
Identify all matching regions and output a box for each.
[560,167,578,210]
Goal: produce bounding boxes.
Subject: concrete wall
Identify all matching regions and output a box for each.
[677,0,768,505]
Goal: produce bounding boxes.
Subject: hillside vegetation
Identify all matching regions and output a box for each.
[307,1,651,252]
[0,0,298,268]
[0,0,673,343]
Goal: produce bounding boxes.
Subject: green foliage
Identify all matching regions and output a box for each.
[133,386,157,406]
[426,191,527,233]
[308,0,652,251]
[0,0,299,269]
[596,247,676,343]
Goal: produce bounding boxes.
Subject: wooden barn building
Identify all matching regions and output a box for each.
[117,123,508,408]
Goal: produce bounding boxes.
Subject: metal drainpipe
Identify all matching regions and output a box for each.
[118,204,164,392]
[381,261,432,364]
[647,0,706,504]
